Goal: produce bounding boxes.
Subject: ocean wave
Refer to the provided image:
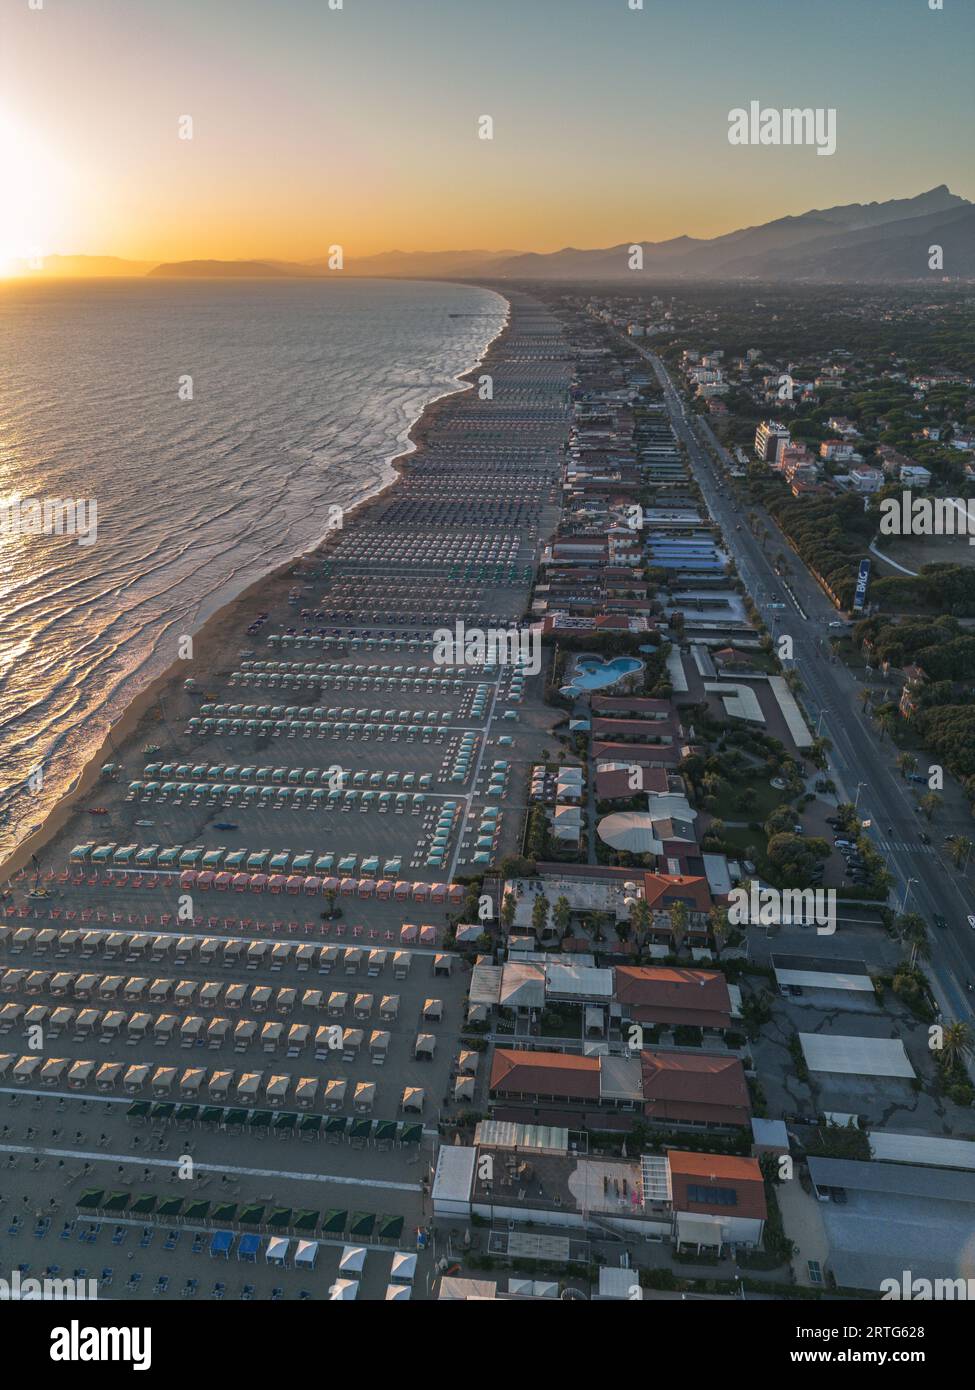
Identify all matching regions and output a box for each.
[0,277,506,855]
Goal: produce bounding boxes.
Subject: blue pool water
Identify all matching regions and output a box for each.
[562,656,644,696]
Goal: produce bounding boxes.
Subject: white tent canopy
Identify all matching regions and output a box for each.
[390,1250,417,1283]
[339,1244,367,1275]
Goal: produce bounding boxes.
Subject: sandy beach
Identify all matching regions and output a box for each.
[0,287,511,885]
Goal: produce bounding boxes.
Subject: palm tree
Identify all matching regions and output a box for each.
[531,894,550,937]
[899,913,929,967]
[709,905,730,959]
[940,1021,975,1073]
[630,896,652,945]
[553,895,572,939]
[857,687,873,712]
[919,792,942,822]
[669,900,688,956]
[951,836,974,871]
[877,710,897,743]
[896,751,918,780]
[702,772,725,798]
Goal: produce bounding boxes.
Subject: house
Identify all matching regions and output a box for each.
[668,1150,767,1251]
[849,466,883,494]
[614,966,733,1031]
[899,464,932,488]
[819,439,859,463]
[641,1050,751,1129]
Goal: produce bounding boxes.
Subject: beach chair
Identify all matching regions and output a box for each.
[100,1267,113,1288]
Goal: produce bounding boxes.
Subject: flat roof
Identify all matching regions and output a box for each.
[800,1033,915,1078]
[546,962,614,1000]
[474,1120,569,1155]
[775,968,873,992]
[808,1157,975,1203]
[432,1144,477,1205]
[868,1132,975,1172]
[769,675,814,748]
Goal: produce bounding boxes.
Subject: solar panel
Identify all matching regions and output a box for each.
[687,1184,738,1207]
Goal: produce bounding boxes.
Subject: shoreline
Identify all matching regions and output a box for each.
[0,285,512,882]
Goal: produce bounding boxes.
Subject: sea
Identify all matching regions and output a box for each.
[0,276,508,861]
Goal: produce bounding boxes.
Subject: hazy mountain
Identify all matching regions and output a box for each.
[727,202,975,281]
[488,185,970,281]
[147,259,313,279]
[13,254,155,277]
[338,248,519,277]
[21,187,972,284]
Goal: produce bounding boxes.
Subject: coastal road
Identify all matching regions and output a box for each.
[631,340,975,1020]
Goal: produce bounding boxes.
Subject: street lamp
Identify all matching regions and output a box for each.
[901,878,917,914]
[854,781,867,808]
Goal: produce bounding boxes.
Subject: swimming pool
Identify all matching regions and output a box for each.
[561,656,644,697]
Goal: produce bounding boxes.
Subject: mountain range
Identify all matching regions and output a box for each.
[13,187,974,283]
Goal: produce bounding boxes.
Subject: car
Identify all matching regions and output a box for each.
[134,819,155,828]
[87,807,108,815]
[213,823,238,831]
[827,621,845,629]
[834,838,853,849]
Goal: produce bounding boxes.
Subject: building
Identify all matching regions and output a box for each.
[819,439,859,463]
[807,1157,975,1292]
[614,966,733,1032]
[900,464,932,488]
[849,466,883,494]
[489,1043,748,1131]
[431,1123,767,1254]
[754,421,791,463]
[641,1049,750,1129]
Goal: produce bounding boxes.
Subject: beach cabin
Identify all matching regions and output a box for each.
[401,1086,425,1115]
[153,1014,178,1046]
[208,1069,233,1100]
[95,1061,123,1092]
[180,1016,205,1048]
[414,1033,436,1061]
[68,1059,95,1090]
[294,1076,318,1109]
[237,1072,262,1104]
[323,1077,347,1111]
[122,1062,149,1094]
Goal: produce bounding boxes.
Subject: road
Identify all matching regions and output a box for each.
[632,340,975,1020]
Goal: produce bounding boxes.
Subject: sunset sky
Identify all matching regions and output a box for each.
[2,0,973,268]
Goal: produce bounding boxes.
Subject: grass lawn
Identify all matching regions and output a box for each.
[710,778,789,823]
[719,825,767,857]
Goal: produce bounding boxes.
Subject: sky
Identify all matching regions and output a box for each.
[1,0,973,268]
